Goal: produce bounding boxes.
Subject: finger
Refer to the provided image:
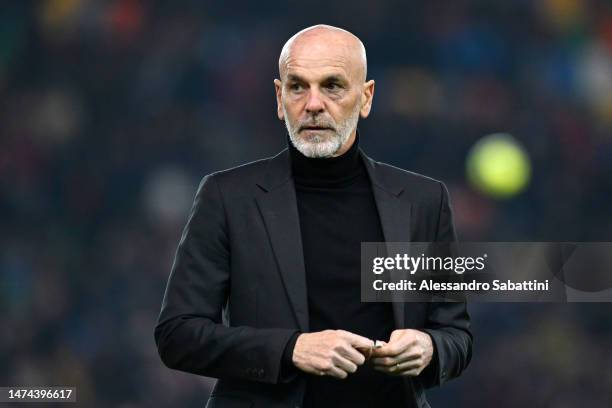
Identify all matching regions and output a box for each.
[393,349,421,364]
[309,367,326,377]
[372,349,419,367]
[372,363,401,374]
[394,359,426,376]
[355,345,373,360]
[355,341,375,359]
[340,345,367,365]
[374,334,417,358]
[371,341,405,358]
[373,358,421,375]
[371,343,404,359]
[313,362,341,379]
[397,367,421,377]
[325,365,349,379]
[332,354,358,374]
[371,356,398,367]
[339,331,375,350]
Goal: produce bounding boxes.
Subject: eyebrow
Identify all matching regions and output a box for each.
[286,74,347,84]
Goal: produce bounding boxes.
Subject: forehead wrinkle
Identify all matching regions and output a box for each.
[283,50,359,83]
[285,57,349,72]
[284,60,353,84]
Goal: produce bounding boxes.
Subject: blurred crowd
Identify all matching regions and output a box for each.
[1,0,611,406]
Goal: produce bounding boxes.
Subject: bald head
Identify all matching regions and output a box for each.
[278,25,367,83]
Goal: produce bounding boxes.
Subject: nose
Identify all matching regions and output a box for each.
[305,88,324,114]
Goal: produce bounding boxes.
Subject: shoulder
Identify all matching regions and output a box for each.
[196,150,283,197]
[207,155,271,182]
[365,156,449,205]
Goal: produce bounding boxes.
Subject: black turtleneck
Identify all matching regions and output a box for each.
[281,131,408,408]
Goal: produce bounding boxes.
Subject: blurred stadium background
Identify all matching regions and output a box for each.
[1,0,612,406]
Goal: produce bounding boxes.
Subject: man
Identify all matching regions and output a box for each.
[155,25,472,408]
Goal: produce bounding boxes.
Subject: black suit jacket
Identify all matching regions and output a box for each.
[154,147,472,408]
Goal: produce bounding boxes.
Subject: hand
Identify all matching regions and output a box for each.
[356,339,386,360]
[292,330,374,379]
[370,329,433,376]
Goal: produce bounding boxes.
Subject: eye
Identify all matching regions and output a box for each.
[289,83,303,91]
[325,82,342,91]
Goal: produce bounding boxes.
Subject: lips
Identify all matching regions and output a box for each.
[301,126,332,131]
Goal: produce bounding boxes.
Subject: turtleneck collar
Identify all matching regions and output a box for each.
[288,129,364,188]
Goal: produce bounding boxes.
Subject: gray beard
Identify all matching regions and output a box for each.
[283,103,361,158]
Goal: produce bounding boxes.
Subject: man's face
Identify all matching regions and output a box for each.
[274,34,374,158]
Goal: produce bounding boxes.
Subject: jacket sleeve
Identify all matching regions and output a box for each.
[154,174,297,384]
[419,181,473,388]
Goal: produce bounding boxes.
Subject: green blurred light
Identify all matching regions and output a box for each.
[466,133,532,199]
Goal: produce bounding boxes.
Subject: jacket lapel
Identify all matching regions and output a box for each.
[255,149,309,332]
[361,152,412,330]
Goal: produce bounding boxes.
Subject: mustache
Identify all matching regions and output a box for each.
[298,120,336,131]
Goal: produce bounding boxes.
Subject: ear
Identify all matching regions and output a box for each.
[360,79,375,118]
[274,79,284,120]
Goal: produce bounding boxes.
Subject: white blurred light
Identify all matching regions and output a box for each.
[143,166,196,224]
[576,42,612,112]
